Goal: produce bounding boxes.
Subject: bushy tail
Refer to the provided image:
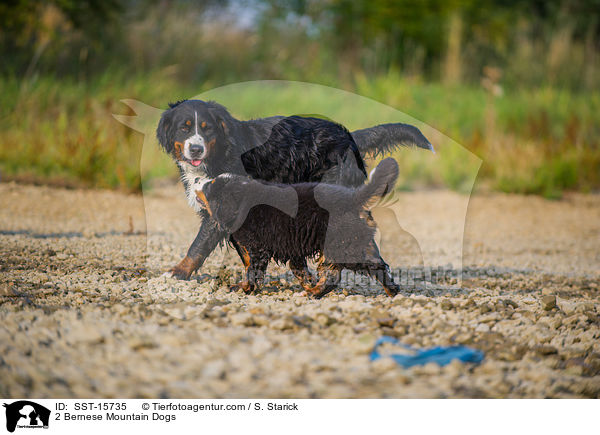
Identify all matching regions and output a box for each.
[351,123,434,157]
[354,157,399,208]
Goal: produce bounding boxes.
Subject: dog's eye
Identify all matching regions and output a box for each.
[180,125,190,132]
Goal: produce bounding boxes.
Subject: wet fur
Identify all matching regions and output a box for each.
[198,158,401,298]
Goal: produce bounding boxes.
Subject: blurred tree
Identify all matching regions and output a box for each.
[0,0,122,76]
[1,0,598,88]
[254,0,600,85]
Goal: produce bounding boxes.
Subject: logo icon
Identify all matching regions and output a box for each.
[3,401,50,433]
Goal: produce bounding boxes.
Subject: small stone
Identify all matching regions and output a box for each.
[584,354,600,374]
[475,323,490,333]
[454,333,474,345]
[353,334,377,354]
[291,315,313,328]
[541,295,556,311]
[563,314,582,326]
[440,300,453,310]
[249,306,265,315]
[560,301,578,316]
[479,304,492,314]
[551,317,562,329]
[253,315,270,326]
[497,345,526,362]
[315,313,336,327]
[576,302,595,314]
[392,295,406,306]
[371,357,399,373]
[270,316,295,330]
[376,317,395,328]
[564,358,584,376]
[230,313,256,327]
[380,327,404,338]
[0,283,12,296]
[534,345,558,355]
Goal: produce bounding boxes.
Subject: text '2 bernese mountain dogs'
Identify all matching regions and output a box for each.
[156,100,434,280]
[195,158,401,298]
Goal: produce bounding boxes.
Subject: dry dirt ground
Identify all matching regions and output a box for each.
[0,181,599,398]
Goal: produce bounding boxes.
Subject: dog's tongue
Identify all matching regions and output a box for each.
[191,160,202,167]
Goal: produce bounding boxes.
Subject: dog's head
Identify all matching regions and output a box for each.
[156,99,232,172]
[194,174,252,232]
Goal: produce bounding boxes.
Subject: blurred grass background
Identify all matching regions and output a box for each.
[0,0,599,197]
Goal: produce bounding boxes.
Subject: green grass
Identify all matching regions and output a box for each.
[1,72,598,196]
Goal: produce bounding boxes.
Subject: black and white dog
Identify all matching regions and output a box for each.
[156,99,433,279]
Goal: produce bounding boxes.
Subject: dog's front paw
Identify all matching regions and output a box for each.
[230,282,254,294]
[169,267,192,280]
[167,256,199,280]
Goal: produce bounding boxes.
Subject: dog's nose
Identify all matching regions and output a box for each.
[189,143,204,156]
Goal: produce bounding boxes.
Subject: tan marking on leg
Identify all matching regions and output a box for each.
[307,262,340,298]
[239,244,251,268]
[290,262,316,291]
[229,243,255,293]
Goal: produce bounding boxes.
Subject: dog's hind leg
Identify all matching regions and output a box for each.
[360,240,400,297]
[243,255,269,294]
[306,261,341,299]
[364,262,400,297]
[289,258,317,292]
[228,238,251,292]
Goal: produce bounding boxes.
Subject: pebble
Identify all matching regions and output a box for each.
[315,313,336,327]
[376,317,396,328]
[534,345,558,355]
[541,295,557,311]
[475,324,491,333]
[270,316,295,330]
[440,300,453,310]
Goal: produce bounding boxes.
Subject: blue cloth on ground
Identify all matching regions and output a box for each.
[369,336,484,367]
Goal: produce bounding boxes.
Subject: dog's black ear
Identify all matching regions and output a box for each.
[207,100,233,135]
[156,106,175,154]
[168,100,187,109]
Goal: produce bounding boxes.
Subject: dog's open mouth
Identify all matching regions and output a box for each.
[181,157,203,167]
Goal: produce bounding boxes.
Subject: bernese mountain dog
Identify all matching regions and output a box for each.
[156,99,433,280]
[194,158,401,298]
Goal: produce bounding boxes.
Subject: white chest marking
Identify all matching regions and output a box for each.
[178,162,210,214]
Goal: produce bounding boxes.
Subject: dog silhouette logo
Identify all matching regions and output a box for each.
[3,401,50,432]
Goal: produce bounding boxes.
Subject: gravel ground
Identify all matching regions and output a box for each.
[0,181,599,398]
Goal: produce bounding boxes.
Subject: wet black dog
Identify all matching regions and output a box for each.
[156,99,433,280]
[195,158,401,298]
